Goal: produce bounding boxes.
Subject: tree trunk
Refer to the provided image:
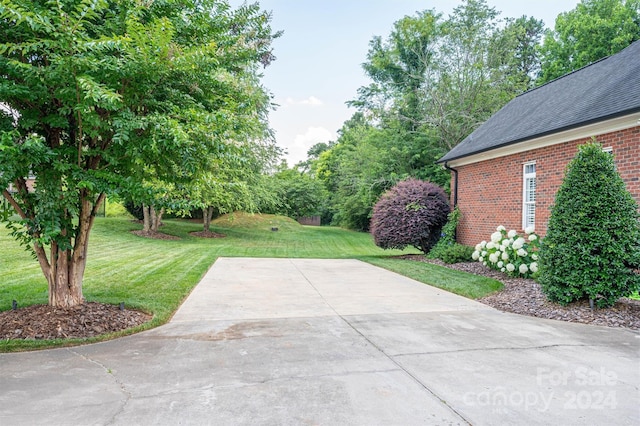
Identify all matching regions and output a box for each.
[47,244,83,307]
[142,204,164,232]
[142,205,151,232]
[203,206,215,232]
[153,207,164,232]
[37,193,105,307]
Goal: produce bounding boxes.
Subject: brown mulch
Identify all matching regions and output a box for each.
[189,230,226,238]
[398,254,640,331]
[131,230,180,240]
[0,302,152,340]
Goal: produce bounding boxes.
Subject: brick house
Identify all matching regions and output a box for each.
[438,40,640,246]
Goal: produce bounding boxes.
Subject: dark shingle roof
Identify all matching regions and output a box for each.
[438,40,640,163]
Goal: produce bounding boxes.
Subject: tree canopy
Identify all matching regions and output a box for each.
[538,0,640,83]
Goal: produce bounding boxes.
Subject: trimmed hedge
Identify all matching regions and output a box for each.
[538,142,640,308]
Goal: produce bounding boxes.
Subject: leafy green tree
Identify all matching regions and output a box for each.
[538,0,640,83]
[491,16,545,91]
[538,142,640,308]
[0,0,277,307]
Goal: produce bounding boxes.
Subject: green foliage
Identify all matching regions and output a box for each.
[105,199,132,218]
[538,0,640,83]
[311,1,545,232]
[427,207,461,259]
[538,142,640,308]
[437,244,476,264]
[261,168,329,220]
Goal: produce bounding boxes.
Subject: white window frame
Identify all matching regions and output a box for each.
[522,161,536,231]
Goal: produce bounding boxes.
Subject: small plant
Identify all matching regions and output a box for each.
[472,226,540,278]
[370,178,450,254]
[428,207,474,263]
[439,243,475,264]
[538,142,640,308]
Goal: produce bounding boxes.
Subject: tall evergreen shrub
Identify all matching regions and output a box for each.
[539,142,640,308]
[370,178,450,254]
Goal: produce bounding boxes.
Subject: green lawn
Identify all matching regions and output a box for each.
[1,214,503,351]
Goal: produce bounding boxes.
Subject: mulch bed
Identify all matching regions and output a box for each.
[399,255,640,330]
[0,302,152,340]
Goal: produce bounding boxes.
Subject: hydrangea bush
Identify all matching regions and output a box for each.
[472,226,540,278]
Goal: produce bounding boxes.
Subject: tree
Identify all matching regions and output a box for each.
[538,0,640,83]
[370,178,450,254]
[491,16,545,91]
[0,0,277,307]
[538,142,640,308]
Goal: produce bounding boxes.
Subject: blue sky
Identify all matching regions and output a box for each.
[231,1,581,165]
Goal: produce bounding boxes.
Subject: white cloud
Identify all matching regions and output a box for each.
[282,96,324,107]
[286,126,336,165]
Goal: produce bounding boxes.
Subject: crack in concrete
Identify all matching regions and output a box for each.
[391,343,592,358]
[66,348,131,425]
[290,260,472,426]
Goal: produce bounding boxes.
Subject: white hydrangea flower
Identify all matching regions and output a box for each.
[496,225,506,232]
[501,251,509,261]
[530,262,538,273]
[512,237,526,250]
[506,263,515,272]
[486,241,496,250]
[519,264,529,274]
[502,239,511,247]
[528,234,537,241]
[491,231,502,243]
[525,226,535,235]
[472,251,480,260]
[481,251,487,257]
[479,257,484,262]
[483,261,487,266]
[532,253,538,261]
[475,243,482,251]
[517,248,528,257]
[499,245,506,251]
[480,240,487,248]
[507,230,517,238]
[497,261,504,268]
[501,267,506,272]
[489,253,499,263]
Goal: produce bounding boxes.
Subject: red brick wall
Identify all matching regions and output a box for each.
[453,126,640,246]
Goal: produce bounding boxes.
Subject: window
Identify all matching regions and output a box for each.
[522,162,536,230]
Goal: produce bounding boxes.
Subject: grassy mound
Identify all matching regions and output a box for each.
[213,212,301,231]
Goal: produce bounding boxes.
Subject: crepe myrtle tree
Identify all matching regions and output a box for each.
[370,178,450,254]
[0,0,278,307]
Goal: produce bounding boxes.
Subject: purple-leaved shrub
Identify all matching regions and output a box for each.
[370,178,450,254]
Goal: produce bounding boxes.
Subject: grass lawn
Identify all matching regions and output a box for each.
[1,213,502,351]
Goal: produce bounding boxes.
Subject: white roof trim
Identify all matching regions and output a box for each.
[445,112,640,167]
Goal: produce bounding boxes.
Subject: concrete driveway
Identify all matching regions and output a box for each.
[1,258,638,425]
